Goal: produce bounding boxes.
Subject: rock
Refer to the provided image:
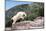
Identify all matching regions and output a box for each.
[5,27,11,31]
[11,17,44,30]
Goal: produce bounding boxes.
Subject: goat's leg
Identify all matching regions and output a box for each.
[12,21,16,24]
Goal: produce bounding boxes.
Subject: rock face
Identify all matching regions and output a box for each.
[12,17,44,30]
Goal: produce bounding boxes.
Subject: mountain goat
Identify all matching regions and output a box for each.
[11,11,27,24]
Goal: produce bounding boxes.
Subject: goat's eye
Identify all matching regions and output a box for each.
[23,14,25,16]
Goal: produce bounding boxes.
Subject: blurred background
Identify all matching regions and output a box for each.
[5,0,44,27]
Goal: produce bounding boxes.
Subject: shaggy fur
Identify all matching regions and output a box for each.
[11,11,27,24]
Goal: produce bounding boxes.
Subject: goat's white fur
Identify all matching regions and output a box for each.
[11,11,27,24]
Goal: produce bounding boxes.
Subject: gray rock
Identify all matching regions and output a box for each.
[11,17,44,30]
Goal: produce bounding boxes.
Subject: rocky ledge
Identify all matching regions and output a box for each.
[11,17,44,30]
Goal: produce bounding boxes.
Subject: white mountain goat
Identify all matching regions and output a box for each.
[11,11,27,24]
